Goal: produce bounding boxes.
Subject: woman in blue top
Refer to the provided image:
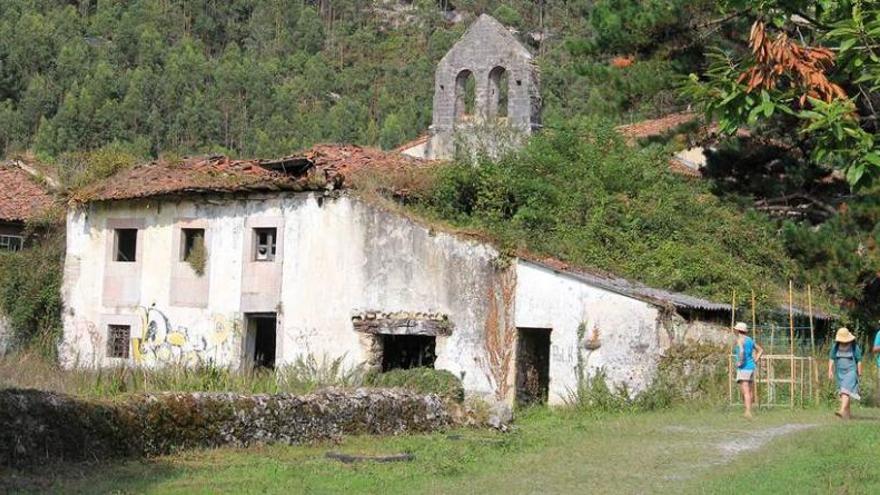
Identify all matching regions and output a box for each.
[871,330,880,406]
[734,322,763,418]
[828,327,863,420]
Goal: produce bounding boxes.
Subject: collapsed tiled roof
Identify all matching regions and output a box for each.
[0,162,55,222]
[73,145,424,203]
[72,143,833,320]
[617,112,699,140]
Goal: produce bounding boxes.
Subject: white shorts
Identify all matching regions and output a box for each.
[736,369,754,382]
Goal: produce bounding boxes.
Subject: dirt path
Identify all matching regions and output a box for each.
[714,423,818,460]
[433,409,833,495]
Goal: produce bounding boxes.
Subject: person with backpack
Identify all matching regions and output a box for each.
[733,322,763,418]
[828,327,863,419]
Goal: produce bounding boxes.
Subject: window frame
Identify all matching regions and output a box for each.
[180,227,206,262]
[0,234,24,252]
[253,227,278,262]
[113,228,138,262]
[106,324,131,359]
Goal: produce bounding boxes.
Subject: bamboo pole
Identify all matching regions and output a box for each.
[729,290,736,404]
[751,290,759,407]
[807,284,819,403]
[808,285,816,356]
[789,280,795,408]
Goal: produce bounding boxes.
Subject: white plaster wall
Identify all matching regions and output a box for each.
[514,261,663,405]
[61,193,502,398]
[277,195,501,398]
[61,200,250,367]
[0,313,10,356]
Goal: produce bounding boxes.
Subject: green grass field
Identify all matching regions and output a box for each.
[4,405,879,494]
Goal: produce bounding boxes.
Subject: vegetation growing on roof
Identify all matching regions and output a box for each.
[402,120,796,304]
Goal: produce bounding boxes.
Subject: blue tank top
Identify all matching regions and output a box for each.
[734,336,756,371]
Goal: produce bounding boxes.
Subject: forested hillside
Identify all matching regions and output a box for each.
[3,0,880,350]
[0,0,713,158]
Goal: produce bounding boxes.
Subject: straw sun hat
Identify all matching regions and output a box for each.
[734,322,749,333]
[835,327,856,343]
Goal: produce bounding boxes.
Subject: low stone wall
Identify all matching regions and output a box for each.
[0,388,451,467]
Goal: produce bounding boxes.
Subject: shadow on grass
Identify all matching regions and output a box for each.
[0,458,181,494]
[845,414,880,422]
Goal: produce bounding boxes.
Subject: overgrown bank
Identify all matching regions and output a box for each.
[387,122,802,305]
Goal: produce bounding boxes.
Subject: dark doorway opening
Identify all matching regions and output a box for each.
[380,334,436,371]
[516,328,551,405]
[246,314,277,369]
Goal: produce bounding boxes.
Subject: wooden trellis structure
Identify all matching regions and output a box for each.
[728,282,821,408]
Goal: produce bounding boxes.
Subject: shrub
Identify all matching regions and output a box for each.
[638,343,728,409]
[412,120,795,303]
[564,344,728,414]
[564,369,636,415]
[364,368,465,402]
[185,236,208,276]
[0,237,64,357]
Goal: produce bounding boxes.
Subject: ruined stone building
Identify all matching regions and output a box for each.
[0,160,55,354]
[401,14,541,160]
[57,14,744,407]
[0,161,54,252]
[60,145,739,406]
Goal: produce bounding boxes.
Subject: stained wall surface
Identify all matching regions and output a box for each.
[514,261,665,404]
[61,193,718,404]
[61,193,506,399]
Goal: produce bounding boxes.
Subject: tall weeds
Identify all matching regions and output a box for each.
[0,352,366,398]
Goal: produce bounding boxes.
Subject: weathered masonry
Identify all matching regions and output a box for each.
[402,14,541,160]
[61,145,737,406]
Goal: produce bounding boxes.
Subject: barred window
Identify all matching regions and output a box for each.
[253,228,277,261]
[107,325,130,358]
[0,235,23,252]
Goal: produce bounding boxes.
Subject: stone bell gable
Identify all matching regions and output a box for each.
[427,14,541,160]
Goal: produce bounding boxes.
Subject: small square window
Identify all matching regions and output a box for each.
[0,235,23,252]
[181,228,205,261]
[114,229,137,262]
[253,228,277,262]
[107,324,131,358]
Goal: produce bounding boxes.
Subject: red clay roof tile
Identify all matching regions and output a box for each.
[0,163,54,222]
[73,145,426,203]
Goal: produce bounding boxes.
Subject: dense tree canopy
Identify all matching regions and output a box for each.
[0,0,713,159]
[686,0,880,187]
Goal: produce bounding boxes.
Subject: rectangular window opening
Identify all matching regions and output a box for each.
[107,324,131,358]
[380,334,436,371]
[0,235,24,252]
[253,228,277,262]
[114,228,138,262]
[181,228,206,261]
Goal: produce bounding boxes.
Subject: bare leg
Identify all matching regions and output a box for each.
[740,381,753,418]
[841,394,851,419]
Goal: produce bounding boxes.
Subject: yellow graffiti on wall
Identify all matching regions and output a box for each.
[132,305,240,365]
